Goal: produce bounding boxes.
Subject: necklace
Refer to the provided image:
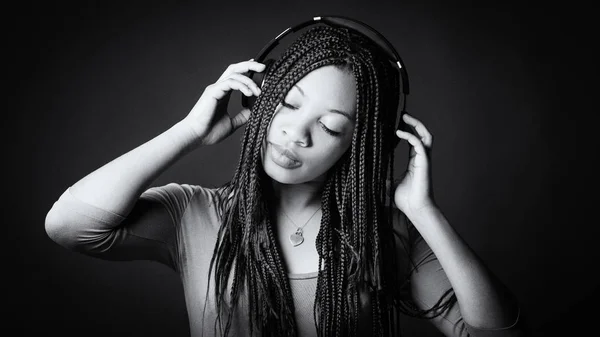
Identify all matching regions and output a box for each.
[281,205,322,247]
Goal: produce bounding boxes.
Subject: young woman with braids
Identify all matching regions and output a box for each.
[45,25,525,336]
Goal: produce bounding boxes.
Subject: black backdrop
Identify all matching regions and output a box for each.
[10,0,594,336]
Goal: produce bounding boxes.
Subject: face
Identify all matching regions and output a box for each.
[261,65,357,184]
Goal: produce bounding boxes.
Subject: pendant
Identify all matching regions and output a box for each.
[289,228,304,247]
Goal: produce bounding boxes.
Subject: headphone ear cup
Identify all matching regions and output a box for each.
[242,58,275,109]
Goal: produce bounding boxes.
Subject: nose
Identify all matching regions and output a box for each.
[281,118,311,147]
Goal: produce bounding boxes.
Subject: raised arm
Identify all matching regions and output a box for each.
[392,113,525,335]
[44,60,265,263]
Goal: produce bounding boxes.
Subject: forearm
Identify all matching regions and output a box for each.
[407,206,519,328]
[67,120,200,216]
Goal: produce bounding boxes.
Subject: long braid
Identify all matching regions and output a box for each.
[208,25,456,337]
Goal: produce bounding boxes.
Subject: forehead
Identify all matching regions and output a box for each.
[289,65,357,117]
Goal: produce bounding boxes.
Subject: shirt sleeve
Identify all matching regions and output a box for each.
[392,208,526,337]
[45,183,199,272]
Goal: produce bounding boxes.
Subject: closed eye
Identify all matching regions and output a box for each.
[282,101,297,110]
[319,122,340,136]
[282,101,341,137]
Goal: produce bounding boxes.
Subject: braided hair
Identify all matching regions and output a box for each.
[207,25,456,337]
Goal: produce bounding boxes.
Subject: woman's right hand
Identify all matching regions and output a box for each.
[182,59,266,146]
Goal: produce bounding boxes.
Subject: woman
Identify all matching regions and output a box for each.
[45,24,524,336]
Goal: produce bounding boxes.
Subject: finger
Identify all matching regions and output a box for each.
[221,73,262,96]
[231,108,251,131]
[211,78,254,99]
[402,114,433,148]
[396,130,429,157]
[218,60,266,81]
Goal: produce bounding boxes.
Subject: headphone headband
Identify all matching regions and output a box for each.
[251,16,409,95]
[243,15,409,147]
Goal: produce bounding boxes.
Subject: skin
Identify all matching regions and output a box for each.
[262,65,357,204]
[258,65,357,274]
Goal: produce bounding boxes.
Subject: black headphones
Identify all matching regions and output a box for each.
[242,15,410,147]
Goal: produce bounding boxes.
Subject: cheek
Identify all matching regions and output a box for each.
[311,141,350,168]
[325,133,353,156]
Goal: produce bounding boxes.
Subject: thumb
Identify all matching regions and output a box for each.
[231,108,251,131]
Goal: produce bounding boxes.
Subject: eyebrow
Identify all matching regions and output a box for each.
[293,84,354,121]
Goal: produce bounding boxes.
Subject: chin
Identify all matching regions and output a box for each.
[263,162,307,184]
[263,160,330,186]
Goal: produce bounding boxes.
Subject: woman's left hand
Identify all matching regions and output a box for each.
[393,113,437,217]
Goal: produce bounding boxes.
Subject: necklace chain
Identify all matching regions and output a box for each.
[281,205,322,247]
[281,205,322,231]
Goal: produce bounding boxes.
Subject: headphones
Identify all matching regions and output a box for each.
[242,15,410,148]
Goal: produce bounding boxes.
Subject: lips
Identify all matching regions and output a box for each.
[270,142,300,162]
[268,142,302,169]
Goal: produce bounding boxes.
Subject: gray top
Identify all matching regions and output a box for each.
[47,182,523,336]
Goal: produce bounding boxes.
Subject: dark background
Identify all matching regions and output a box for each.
[10,0,594,336]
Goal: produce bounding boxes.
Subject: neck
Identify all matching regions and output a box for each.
[271,179,324,214]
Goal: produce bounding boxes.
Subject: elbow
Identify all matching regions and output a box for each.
[44,189,124,254]
[44,187,126,255]
[44,205,82,251]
